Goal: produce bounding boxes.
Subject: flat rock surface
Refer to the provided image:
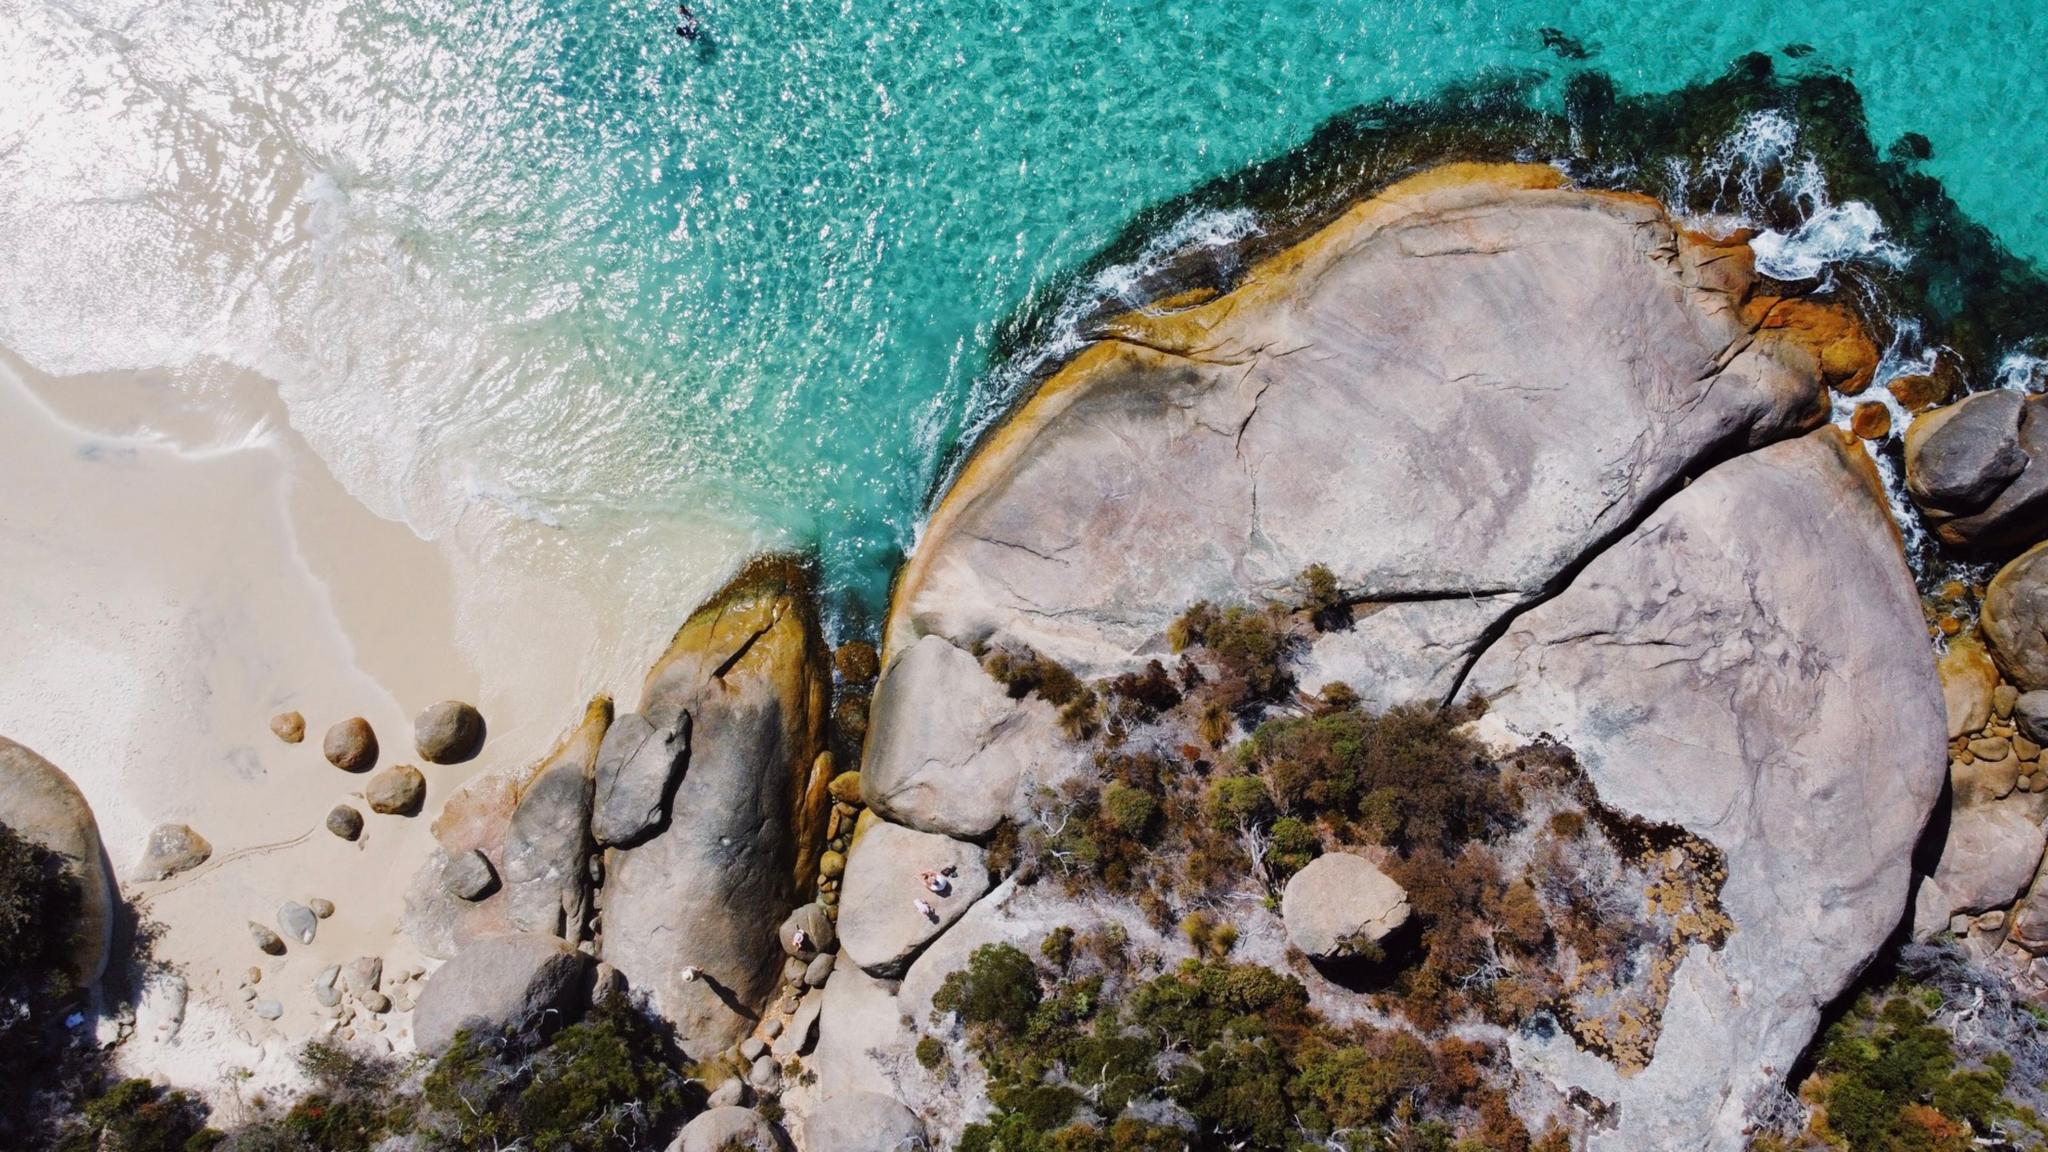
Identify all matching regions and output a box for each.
[1466,429,1944,1151]
[884,165,1842,675]
[837,820,988,977]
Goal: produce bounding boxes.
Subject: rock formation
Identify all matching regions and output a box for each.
[503,697,610,939]
[813,164,1939,1152]
[1905,389,2048,553]
[600,557,830,1055]
[0,737,115,988]
[1464,429,1943,1145]
[1986,541,2048,691]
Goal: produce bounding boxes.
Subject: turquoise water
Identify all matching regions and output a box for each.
[6,0,2048,627]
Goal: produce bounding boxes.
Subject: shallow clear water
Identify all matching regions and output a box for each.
[4,0,2045,627]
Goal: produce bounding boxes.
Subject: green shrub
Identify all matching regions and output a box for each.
[1169,601,1295,703]
[932,944,1044,1038]
[915,1036,946,1070]
[0,822,76,978]
[420,999,690,1152]
[1205,776,1272,832]
[1296,564,1351,632]
[58,1078,217,1152]
[1265,816,1319,880]
[1100,784,1159,839]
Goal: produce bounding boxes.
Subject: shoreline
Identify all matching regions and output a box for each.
[0,346,740,1107]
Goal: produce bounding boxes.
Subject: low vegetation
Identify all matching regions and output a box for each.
[935,939,1570,1152]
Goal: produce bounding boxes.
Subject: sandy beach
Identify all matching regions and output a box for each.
[0,346,746,1110]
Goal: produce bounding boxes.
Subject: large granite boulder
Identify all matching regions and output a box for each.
[838,821,988,977]
[1928,802,2047,916]
[1280,852,1409,960]
[601,558,829,1055]
[503,698,611,939]
[881,165,1847,679]
[412,932,591,1054]
[1465,429,1944,1150]
[810,964,913,1100]
[1985,542,2048,691]
[803,1092,927,1152]
[590,711,688,847]
[1906,390,2048,554]
[860,635,1060,838]
[0,738,115,987]
[666,1107,789,1152]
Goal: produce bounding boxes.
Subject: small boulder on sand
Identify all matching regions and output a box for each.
[415,701,486,765]
[326,804,364,841]
[131,823,212,882]
[278,901,318,945]
[324,717,378,772]
[270,711,305,743]
[1281,852,1410,961]
[249,922,286,956]
[366,764,427,816]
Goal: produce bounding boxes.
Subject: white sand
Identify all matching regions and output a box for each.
[0,347,753,1108]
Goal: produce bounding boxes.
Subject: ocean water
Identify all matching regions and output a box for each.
[4,0,2046,630]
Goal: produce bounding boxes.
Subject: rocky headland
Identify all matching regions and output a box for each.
[8,159,2048,1152]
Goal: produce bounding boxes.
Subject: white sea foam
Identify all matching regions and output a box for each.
[1995,352,2048,393]
[1685,110,1906,283]
[1752,201,1908,281]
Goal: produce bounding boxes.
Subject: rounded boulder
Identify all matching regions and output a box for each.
[1986,542,2048,691]
[415,701,486,765]
[324,717,378,772]
[1281,852,1410,961]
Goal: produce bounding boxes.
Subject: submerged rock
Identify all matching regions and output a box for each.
[412,932,590,1054]
[600,558,830,1054]
[0,738,114,987]
[414,700,486,764]
[323,717,378,772]
[130,823,211,882]
[503,697,610,939]
[1281,852,1409,961]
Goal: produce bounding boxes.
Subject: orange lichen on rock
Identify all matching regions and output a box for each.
[1746,296,1880,396]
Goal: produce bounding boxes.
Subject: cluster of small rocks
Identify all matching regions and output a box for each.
[282,700,484,842]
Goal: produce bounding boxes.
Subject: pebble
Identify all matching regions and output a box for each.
[248,922,286,956]
[361,991,391,1014]
[748,1055,781,1093]
[707,1080,748,1109]
[246,967,262,985]
[740,1036,766,1061]
[253,999,284,1021]
[764,1019,784,1040]
[1971,736,2012,760]
[1979,911,2008,931]
[278,902,318,945]
[239,987,256,1003]
[804,953,834,988]
[315,985,341,1009]
[310,898,335,919]
[1997,685,2020,719]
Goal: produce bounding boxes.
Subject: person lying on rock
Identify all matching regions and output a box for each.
[918,869,951,896]
[914,898,937,921]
